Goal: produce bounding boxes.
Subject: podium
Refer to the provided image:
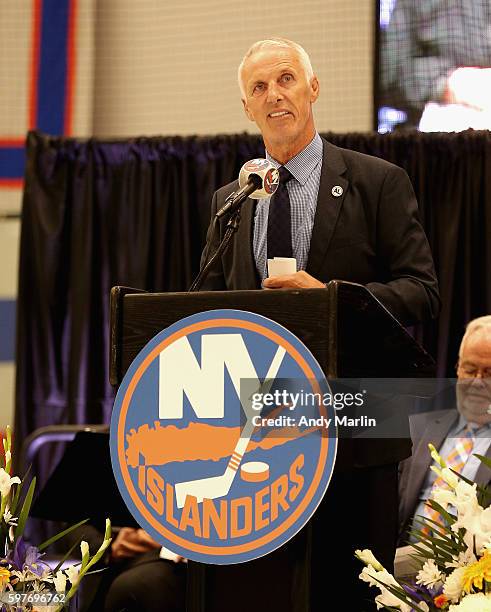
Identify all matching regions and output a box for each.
[109,280,435,612]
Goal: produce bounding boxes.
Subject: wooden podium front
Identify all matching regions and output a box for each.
[110,280,435,612]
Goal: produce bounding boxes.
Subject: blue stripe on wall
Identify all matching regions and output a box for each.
[0,300,16,362]
[36,0,70,134]
[0,148,26,179]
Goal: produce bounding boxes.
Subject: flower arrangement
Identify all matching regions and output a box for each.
[0,427,112,611]
[356,444,491,611]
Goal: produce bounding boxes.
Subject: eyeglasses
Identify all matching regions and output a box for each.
[456,363,491,379]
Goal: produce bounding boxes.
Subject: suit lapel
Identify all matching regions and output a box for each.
[306,140,348,277]
[234,196,261,289]
[405,411,458,522]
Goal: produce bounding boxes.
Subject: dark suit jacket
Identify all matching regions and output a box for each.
[398,409,491,543]
[201,137,440,326]
[200,138,440,470]
[195,139,440,610]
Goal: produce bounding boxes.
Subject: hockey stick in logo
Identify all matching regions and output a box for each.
[174,345,286,508]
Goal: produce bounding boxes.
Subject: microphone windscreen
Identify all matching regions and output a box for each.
[238,159,279,199]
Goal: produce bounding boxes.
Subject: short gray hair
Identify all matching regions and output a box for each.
[237,38,314,99]
[459,315,491,359]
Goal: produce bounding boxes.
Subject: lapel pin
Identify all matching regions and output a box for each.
[331,185,343,197]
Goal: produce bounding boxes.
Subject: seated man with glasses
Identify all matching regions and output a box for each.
[398,315,491,547]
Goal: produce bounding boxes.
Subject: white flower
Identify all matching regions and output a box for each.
[359,565,414,611]
[416,559,444,589]
[30,579,49,592]
[451,483,482,535]
[444,566,466,603]
[359,565,399,590]
[446,548,477,569]
[64,564,80,586]
[359,565,380,588]
[374,590,412,611]
[80,540,89,558]
[53,569,67,592]
[359,565,376,587]
[432,487,456,511]
[355,549,384,571]
[0,468,20,497]
[41,567,54,582]
[2,508,17,526]
[439,467,460,489]
[375,584,428,612]
[454,481,480,509]
[448,592,491,611]
[464,506,491,553]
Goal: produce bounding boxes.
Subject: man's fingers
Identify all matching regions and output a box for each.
[113,540,150,559]
[136,529,161,548]
[111,527,157,560]
[120,540,151,554]
[263,271,325,289]
[117,527,137,539]
[262,275,292,288]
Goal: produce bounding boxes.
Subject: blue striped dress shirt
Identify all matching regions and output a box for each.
[252,133,323,281]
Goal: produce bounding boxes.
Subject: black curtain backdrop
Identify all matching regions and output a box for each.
[15,129,491,458]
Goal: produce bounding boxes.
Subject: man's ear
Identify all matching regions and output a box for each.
[242,98,255,122]
[310,76,320,103]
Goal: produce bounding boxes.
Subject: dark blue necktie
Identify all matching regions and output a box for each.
[267,166,293,259]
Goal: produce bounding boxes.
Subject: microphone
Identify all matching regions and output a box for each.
[215,159,280,218]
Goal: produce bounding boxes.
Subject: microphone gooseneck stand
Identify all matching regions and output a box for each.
[188,166,269,292]
[188,208,242,292]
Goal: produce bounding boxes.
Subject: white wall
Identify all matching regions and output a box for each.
[92,0,374,137]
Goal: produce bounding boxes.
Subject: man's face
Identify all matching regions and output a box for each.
[240,47,319,157]
[456,330,491,426]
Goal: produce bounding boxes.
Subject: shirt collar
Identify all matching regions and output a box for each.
[455,413,491,435]
[265,132,323,186]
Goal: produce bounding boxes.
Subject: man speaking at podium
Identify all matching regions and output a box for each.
[200,38,440,611]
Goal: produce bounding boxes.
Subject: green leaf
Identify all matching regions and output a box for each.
[409,541,453,564]
[81,536,112,572]
[10,465,32,516]
[52,538,83,574]
[38,518,89,552]
[409,528,461,558]
[425,499,457,525]
[83,566,110,576]
[14,476,36,539]
[410,513,465,559]
[475,454,491,470]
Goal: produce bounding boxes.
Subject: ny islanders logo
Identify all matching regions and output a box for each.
[263,168,280,194]
[242,159,270,172]
[110,310,337,564]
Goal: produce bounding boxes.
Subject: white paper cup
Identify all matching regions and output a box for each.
[267,257,297,277]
